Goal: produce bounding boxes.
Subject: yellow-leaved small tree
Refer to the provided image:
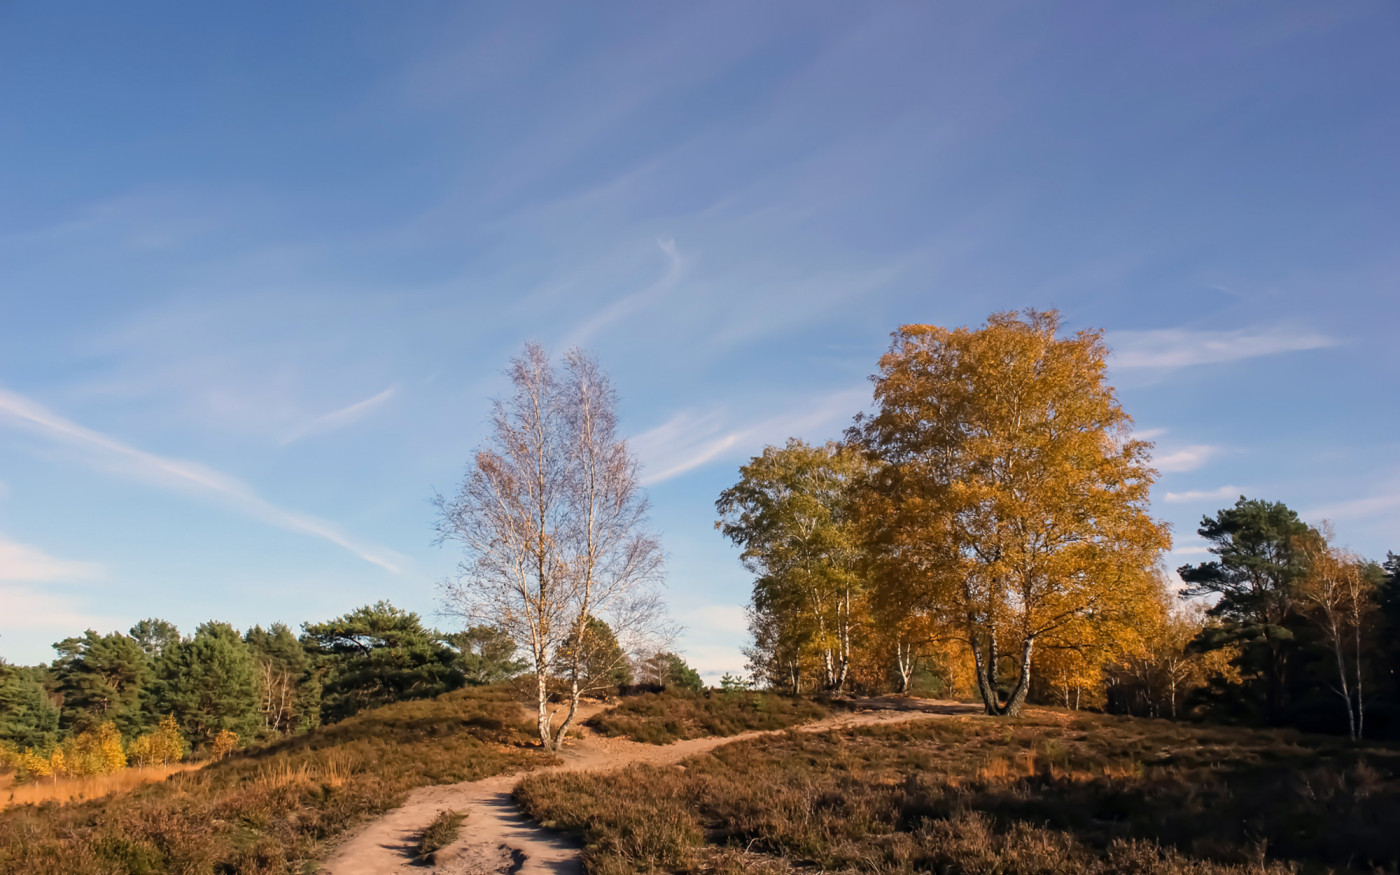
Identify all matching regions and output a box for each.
[210,729,238,761]
[855,311,1171,716]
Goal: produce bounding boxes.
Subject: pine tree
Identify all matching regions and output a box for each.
[0,661,60,749]
[302,602,462,723]
[52,630,150,736]
[245,623,320,735]
[149,622,260,747]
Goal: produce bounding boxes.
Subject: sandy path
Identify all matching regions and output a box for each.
[319,699,977,875]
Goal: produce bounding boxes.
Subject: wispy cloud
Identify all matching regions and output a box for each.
[1155,444,1220,473]
[632,387,867,485]
[282,385,399,444]
[0,535,104,582]
[1164,485,1244,504]
[1168,541,1214,558]
[0,583,113,634]
[564,238,688,348]
[1304,493,1400,521]
[0,386,404,573]
[1112,325,1338,369]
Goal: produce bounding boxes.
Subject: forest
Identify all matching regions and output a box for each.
[0,601,699,784]
[718,312,1400,739]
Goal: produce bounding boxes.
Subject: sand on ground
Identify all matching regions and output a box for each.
[319,698,979,875]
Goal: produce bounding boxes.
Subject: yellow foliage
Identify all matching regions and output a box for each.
[210,729,238,761]
[48,746,67,778]
[129,714,186,767]
[859,311,1171,714]
[15,747,54,781]
[54,722,128,777]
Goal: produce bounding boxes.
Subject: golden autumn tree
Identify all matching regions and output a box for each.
[854,311,1169,716]
[1296,525,1378,740]
[717,439,873,693]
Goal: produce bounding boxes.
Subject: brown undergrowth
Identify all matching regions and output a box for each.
[584,689,831,744]
[0,685,546,874]
[515,710,1400,874]
[1,762,205,811]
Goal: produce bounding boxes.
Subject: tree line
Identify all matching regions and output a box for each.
[718,311,1400,737]
[0,603,523,773]
[0,596,702,780]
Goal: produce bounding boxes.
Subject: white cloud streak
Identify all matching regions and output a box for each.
[0,583,113,633]
[0,535,104,582]
[1164,485,1244,504]
[632,387,868,485]
[282,385,399,444]
[1112,325,1337,369]
[564,237,687,348]
[1304,493,1400,521]
[0,386,404,573]
[1155,444,1220,473]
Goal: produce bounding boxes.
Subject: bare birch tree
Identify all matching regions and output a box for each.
[1298,525,1376,740]
[435,344,666,750]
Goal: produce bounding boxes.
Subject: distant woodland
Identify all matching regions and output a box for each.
[4,311,1398,787]
[718,312,1400,738]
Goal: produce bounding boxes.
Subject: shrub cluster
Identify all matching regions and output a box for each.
[516,711,1400,874]
[584,689,830,744]
[0,685,546,874]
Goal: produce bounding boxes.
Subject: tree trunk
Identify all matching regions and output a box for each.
[555,673,582,748]
[895,639,913,694]
[969,632,1000,715]
[1352,614,1365,740]
[535,645,555,751]
[999,637,1035,717]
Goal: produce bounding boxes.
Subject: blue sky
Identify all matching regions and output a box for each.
[1,2,1397,676]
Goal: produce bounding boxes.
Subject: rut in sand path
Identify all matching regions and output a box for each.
[319,698,978,875]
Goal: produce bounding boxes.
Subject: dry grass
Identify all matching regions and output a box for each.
[414,808,467,865]
[0,763,206,811]
[585,689,832,744]
[0,685,549,874]
[516,710,1400,874]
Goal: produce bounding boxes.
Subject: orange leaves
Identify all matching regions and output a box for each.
[857,310,1171,713]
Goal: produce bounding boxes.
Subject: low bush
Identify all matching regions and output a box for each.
[0,685,547,874]
[517,710,1400,874]
[584,689,830,744]
[414,808,466,864]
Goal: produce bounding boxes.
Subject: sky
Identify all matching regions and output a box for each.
[1,2,1397,678]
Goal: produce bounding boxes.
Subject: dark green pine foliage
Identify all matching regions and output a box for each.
[561,615,634,694]
[443,625,526,685]
[51,630,150,736]
[1375,553,1400,736]
[640,652,704,691]
[302,602,462,724]
[0,661,60,749]
[149,622,261,746]
[245,623,321,735]
[128,618,181,660]
[1178,497,1314,726]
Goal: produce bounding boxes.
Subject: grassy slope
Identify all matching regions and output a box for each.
[584,690,831,744]
[517,710,1400,875]
[0,686,547,875]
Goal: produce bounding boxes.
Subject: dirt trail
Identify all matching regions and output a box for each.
[319,699,977,875]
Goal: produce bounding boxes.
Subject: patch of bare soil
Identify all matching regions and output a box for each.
[319,698,978,875]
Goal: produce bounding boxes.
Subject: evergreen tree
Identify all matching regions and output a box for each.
[559,615,633,694]
[639,652,704,691]
[52,630,150,736]
[129,618,181,660]
[1179,497,1313,726]
[302,602,462,723]
[443,625,525,685]
[0,661,60,749]
[149,622,260,746]
[245,623,321,735]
